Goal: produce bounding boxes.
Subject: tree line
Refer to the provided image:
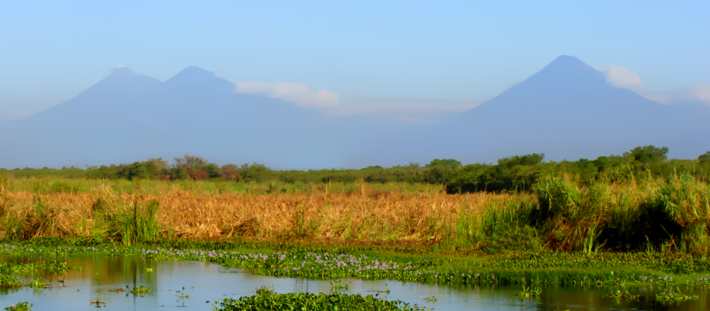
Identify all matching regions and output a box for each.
[3,146,710,193]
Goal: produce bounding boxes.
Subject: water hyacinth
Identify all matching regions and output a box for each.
[217,288,423,311]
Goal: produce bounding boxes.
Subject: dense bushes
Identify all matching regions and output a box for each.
[484,175,710,254]
[4,146,710,190]
[446,154,544,193]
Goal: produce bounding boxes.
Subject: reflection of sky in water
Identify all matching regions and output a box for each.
[0,256,706,311]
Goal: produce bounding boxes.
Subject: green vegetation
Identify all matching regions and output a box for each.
[2,148,710,256]
[2,241,709,290]
[3,302,31,311]
[0,250,69,290]
[655,287,699,305]
[129,285,151,297]
[217,288,421,311]
[1,145,710,308]
[3,146,710,191]
[1,240,708,307]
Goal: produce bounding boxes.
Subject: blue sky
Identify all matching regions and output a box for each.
[1,1,709,119]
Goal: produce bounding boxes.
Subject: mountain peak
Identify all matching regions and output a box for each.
[92,67,160,90]
[104,67,141,79]
[181,65,214,75]
[164,66,234,94]
[540,55,596,74]
[169,66,216,81]
[468,54,646,116]
[550,54,584,64]
[515,55,605,91]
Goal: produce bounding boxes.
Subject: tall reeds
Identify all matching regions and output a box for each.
[0,176,708,254]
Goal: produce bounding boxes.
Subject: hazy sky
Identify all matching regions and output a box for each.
[1,1,709,120]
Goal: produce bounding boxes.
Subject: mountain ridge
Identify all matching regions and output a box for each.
[2,56,709,168]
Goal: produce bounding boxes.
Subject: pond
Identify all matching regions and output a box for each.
[0,255,707,310]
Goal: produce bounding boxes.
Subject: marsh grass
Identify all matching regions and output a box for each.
[1,175,709,255]
[0,185,513,244]
[2,177,442,196]
[90,198,160,245]
[488,175,710,254]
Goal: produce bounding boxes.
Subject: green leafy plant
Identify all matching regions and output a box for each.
[4,301,31,311]
[217,288,422,311]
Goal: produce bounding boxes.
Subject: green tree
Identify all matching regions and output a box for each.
[173,155,211,180]
[239,163,271,182]
[221,164,241,181]
[698,151,710,164]
[624,145,668,163]
[424,159,462,184]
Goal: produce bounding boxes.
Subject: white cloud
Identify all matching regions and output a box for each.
[235,81,339,108]
[605,65,642,90]
[601,65,710,105]
[328,97,478,122]
[233,81,476,121]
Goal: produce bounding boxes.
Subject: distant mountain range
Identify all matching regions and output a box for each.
[1,56,708,168]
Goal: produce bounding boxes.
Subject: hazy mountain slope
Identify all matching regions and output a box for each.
[362,56,709,165]
[1,56,708,168]
[0,67,356,168]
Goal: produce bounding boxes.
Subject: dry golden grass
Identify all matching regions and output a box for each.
[0,185,524,243]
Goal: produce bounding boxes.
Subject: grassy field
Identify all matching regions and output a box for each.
[1,173,710,307]
[1,175,710,254]
[0,177,523,244]
[2,146,709,255]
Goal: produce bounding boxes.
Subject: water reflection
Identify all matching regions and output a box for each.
[0,255,707,310]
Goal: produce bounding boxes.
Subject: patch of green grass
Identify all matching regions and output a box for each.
[0,248,69,290]
[129,285,151,297]
[2,240,709,292]
[3,301,31,311]
[0,274,21,289]
[655,286,699,305]
[518,285,542,300]
[216,287,422,311]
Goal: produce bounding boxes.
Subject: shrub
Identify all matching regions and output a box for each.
[91,198,160,245]
[217,288,421,311]
[532,176,580,225]
[456,201,542,253]
[4,301,31,311]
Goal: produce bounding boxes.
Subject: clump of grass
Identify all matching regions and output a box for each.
[518,285,542,300]
[4,302,31,311]
[0,175,10,240]
[216,288,422,311]
[473,202,542,253]
[130,285,152,296]
[119,200,160,246]
[3,196,62,240]
[520,176,710,254]
[329,279,350,294]
[0,274,21,289]
[90,198,160,245]
[599,175,710,253]
[650,175,710,253]
[530,176,595,251]
[607,284,640,304]
[288,204,319,240]
[655,287,698,305]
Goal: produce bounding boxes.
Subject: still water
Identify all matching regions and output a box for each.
[0,255,707,310]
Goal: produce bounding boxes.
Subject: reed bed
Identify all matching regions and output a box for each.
[0,183,521,244]
[2,175,708,254]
